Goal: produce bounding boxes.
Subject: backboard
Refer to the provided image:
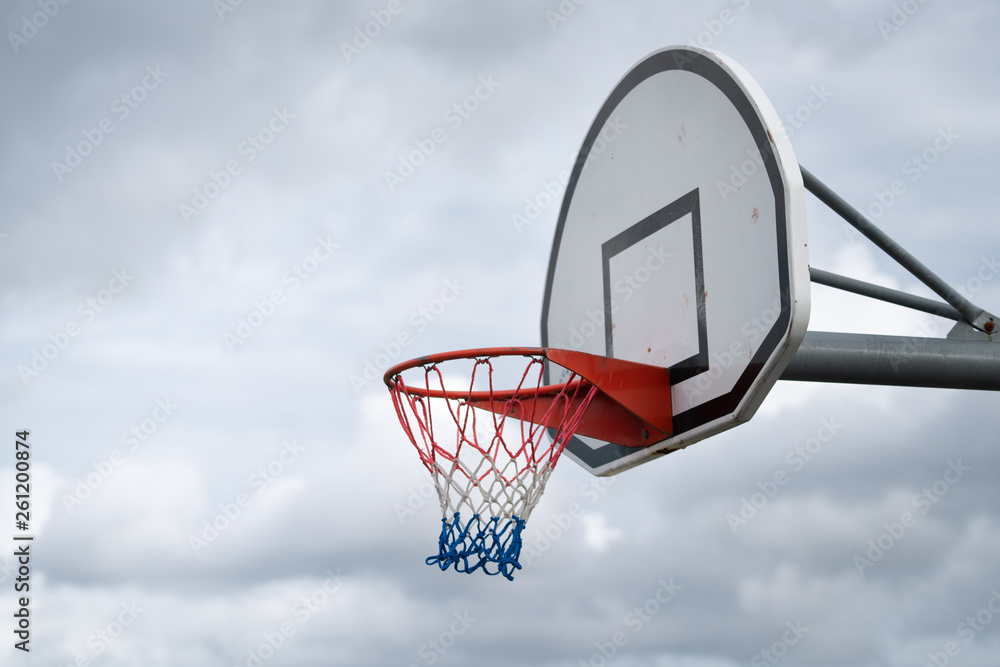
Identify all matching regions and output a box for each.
[541,46,810,475]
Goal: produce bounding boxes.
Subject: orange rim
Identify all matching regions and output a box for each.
[383,347,586,401]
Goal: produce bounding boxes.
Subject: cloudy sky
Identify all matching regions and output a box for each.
[2,1,999,665]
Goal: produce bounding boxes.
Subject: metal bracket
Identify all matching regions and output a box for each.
[947,321,995,342]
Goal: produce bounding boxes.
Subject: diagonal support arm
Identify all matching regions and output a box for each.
[809,268,962,321]
[801,166,996,334]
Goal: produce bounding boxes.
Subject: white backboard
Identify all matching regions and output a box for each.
[541,46,810,475]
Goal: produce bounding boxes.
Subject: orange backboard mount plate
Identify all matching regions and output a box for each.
[467,349,673,449]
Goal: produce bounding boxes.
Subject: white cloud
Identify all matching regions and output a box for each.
[580,513,625,552]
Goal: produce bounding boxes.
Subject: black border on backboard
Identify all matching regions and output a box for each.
[540,48,791,472]
[601,187,708,384]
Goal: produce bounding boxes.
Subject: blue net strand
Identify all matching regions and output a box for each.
[425,513,525,581]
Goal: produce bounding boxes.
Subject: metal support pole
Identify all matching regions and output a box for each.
[800,166,996,334]
[781,331,1000,391]
[810,268,962,321]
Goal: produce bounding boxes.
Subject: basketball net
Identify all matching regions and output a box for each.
[386,350,599,580]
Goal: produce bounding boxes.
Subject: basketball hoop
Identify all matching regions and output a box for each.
[384,347,673,580]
